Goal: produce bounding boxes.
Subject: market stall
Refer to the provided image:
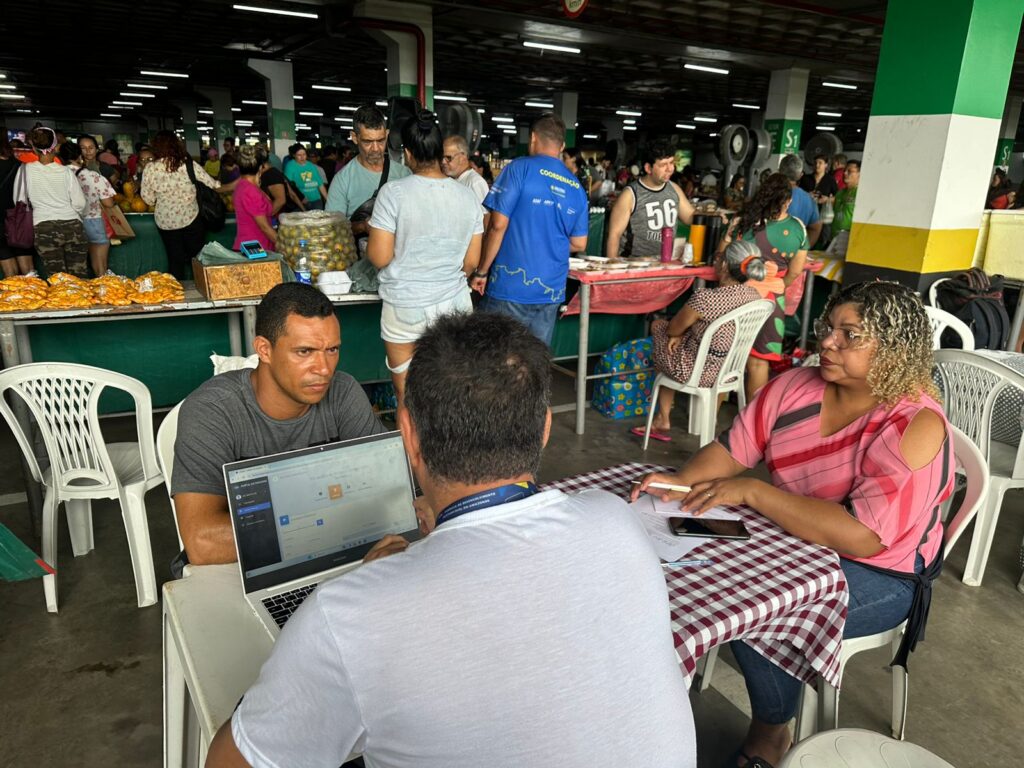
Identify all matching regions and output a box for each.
[109,213,239,279]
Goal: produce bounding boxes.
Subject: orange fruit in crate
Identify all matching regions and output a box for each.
[130,198,148,213]
[122,180,137,198]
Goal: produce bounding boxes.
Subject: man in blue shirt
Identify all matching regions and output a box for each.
[470,113,589,345]
[779,154,822,248]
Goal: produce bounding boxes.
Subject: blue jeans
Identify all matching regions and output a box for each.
[478,295,560,346]
[731,555,921,724]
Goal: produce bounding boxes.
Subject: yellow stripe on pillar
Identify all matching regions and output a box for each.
[848,223,980,274]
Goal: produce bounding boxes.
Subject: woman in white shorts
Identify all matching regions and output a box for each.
[367,109,483,403]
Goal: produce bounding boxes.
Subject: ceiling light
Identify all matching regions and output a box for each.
[676,123,696,130]
[140,69,188,78]
[477,108,485,114]
[492,116,514,123]
[523,40,580,54]
[198,109,214,115]
[299,111,323,116]
[582,133,599,139]
[338,106,358,111]
[109,105,131,110]
[112,100,142,106]
[434,94,468,102]
[709,132,719,137]
[235,120,254,126]
[732,103,759,110]
[616,109,641,117]
[815,125,835,131]
[623,126,637,132]
[0,94,25,99]
[120,92,155,98]
[623,119,636,125]
[822,81,857,90]
[294,95,303,100]
[693,116,717,123]
[502,129,518,134]
[231,107,241,112]
[0,85,16,91]
[101,113,122,118]
[312,84,351,92]
[0,75,6,79]
[242,99,267,105]
[375,100,388,106]
[232,4,318,18]
[817,110,842,117]
[685,63,729,75]
[16,108,33,113]
[525,101,554,108]
[127,83,168,90]
[334,117,353,122]
[857,128,862,133]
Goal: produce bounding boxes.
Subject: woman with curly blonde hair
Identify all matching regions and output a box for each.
[634,280,953,768]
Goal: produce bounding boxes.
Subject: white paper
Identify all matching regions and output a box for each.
[646,495,741,522]
[628,496,703,561]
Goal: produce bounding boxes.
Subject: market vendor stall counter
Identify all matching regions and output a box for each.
[109,214,238,279]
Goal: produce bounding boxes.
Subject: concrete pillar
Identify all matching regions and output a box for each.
[845,0,1024,291]
[197,86,235,151]
[247,59,295,163]
[995,93,1022,168]
[764,68,808,169]
[554,92,578,147]
[602,118,624,141]
[356,0,433,109]
[517,126,530,158]
[172,100,200,157]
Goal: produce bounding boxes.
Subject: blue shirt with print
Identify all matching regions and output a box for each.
[483,155,589,304]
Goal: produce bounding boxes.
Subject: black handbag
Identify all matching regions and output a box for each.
[183,159,226,232]
[348,153,391,237]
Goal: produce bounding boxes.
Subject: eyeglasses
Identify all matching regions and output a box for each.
[813,319,869,350]
[442,152,464,163]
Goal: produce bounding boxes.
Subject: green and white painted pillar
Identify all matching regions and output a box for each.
[197,86,236,151]
[763,68,808,170]
[172,99,201,157]
[247,59,295,162]
[555,92,578,147]
[356,0,433,110]
[845,0,1024,291]
[995,93,1022,168]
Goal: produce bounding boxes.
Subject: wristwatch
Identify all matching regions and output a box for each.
[471,270,488,279]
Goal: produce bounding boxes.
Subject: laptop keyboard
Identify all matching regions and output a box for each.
[262,583,318,628]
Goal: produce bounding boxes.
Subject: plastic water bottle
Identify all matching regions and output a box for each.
[295,240,312,285]
[682,243,695,266]
[660,226,674,263]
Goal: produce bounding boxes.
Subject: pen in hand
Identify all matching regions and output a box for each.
[662,558,714,567]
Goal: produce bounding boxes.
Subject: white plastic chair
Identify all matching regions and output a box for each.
[0,363,163,612]
[933,349,1024,585]
[779,728,954,768]
[924,306,975,350]
[696,425,988,743]
[927,277,952,307]
[156,402,184,551]
[641,299,774,449]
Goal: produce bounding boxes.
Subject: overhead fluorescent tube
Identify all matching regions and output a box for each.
[582,133,599,139]
[140,70,188,78]
[616,109,641,117]
[112,100,142,106]
[233,4,318,18]
[435,94,467,102]
[525,101,554,108]
[198,109,214,115]
[298,111,323,116]
[312,84,351,92]
[523,41,580,54]
[815,125,836,131]
[242,99,267,105]
[822,81,857,90]
[693,116,717,123]
[685,63,729,75]
[817,110,842,117]
[676,123,696,130]
[492,116,514,123]
[127,83,168,89]
[732,103,759,110]
[100,113,122,118]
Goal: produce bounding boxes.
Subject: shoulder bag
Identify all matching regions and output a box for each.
[5,165,34,249]
[348,153,391,237]
[183,159,226,232]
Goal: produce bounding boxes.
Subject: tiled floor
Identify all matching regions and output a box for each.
[1,389,1021,767]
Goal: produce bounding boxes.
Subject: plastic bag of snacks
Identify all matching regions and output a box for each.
[128,271,185,305]
[0,275,49,311]
[276,211,358,281]
[92,275,134,306]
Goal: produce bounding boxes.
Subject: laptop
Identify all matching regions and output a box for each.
[224,431,420,639]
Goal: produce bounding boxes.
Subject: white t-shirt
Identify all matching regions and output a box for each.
[232,488,696,768]
[20,162,87,225]
[369,174,483,308]
[456,167,490,210]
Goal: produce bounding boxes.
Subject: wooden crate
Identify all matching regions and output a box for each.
[192,258,283,300]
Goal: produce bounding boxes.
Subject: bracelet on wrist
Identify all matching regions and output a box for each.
[472,270,488,279]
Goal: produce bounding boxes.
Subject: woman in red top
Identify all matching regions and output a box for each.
[635,281,952,768]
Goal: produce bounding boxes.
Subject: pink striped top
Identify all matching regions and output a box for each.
[719,367,952,572]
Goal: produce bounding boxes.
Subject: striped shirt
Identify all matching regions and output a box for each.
[19,162,87,225]
[719,367,952,572]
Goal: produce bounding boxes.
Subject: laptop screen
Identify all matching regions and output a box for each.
[225,432,418,593]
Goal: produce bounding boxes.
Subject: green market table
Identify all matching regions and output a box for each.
[110,213,238,279]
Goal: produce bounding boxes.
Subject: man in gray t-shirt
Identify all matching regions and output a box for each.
[172,284,385,566]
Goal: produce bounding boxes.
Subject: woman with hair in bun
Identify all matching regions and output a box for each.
[718,172,809,401]
[635,239,766,441]
[367,108,483,402]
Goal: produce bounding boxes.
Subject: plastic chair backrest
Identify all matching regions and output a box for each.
[156,402,184,549]
[943,424,990,558]
[933,350,1024,478]
[924,305,975,350]
[928,277,951,307]
[682,299,775,391]
[0,363,159,494]
[779,728,954,767]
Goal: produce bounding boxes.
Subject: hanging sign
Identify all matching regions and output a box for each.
[562,0,588,18]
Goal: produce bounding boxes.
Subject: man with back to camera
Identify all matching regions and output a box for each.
[171,283,386,568]
[325,104,411,232]
[778,154,822,248]
[205,311,697,768]
[470,113,588,345]
[603,140,696,260]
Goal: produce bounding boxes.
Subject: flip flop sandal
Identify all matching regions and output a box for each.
[630,426,671,442]
[723,748,775,768]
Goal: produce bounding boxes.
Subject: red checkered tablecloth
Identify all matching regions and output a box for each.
[542,461,849,688]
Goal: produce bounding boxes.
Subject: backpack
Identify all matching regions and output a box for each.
[934,268,1010,350]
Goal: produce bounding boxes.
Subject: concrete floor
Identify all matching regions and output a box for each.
[1,384,1022,767]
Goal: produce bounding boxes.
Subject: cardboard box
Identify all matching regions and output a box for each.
[103,206,136,239]
[192,258,283,300]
